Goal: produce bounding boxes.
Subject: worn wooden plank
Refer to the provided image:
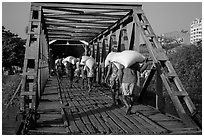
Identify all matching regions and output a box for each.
[61,81,90,134]
[32,79,67,135]
[59,80,82,134]
[75,90,107,134]
[96,92,150,134]
[96,87,155,134]
[55,77,201,135]
[97,87,159,134]
[136,112,169,134]
[67,82,102,136]
[82,91,122,134]
[83,88,124,134]
[69,88,98,134]
[78,88,111,134]
[60,90,81,134]
[79,90,108,133]
[95,93,139,134]
[72,99,96,134]
[65,108,81,134]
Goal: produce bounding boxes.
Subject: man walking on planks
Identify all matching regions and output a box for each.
[65,61,75,88]
[121,58,150,115]
[84,65,96,93]
[55,57,64,79]
[105,61,123,106]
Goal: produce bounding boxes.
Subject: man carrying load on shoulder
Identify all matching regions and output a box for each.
[84,64,96,93]
[105,61,123,106]
[65,61,75,88]
[55,57,64,79]
[121,58,150,115]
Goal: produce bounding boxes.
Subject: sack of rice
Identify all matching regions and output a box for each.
[62,57,69,66]
[112,50,145,68]
[63,56,77,65]
[105,52,118,67]
[80,56,90,65]
[85,57,96,70]
[71,58,77,64]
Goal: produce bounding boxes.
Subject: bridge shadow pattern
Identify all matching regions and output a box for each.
[33,76,201,135]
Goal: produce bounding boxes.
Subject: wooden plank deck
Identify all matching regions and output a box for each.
[29,76,201,135]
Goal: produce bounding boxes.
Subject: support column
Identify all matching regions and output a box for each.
[20,4,42,112]
[133,12,141,88]
[156,68,165,113]
[101,37,107,83]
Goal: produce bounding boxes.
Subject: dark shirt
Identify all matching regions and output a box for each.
[122,63,140,83]
[66,62,74,73]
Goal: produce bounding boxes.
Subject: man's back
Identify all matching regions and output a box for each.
[122,63,140,83]
[66,62,74,72]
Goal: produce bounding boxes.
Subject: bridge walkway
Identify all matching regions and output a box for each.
[28,76,201,135]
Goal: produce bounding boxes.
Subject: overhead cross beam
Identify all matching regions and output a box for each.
[32,2,143,42]
[32,2,142,10]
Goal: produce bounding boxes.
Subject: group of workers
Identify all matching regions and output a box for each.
[55,54,150,115]
[55,56,96,92]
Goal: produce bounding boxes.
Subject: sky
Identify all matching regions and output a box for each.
[2,1,202,39]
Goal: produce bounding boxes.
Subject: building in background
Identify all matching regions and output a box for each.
[190,18,202,44]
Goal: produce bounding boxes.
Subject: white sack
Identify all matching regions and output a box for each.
[80,56,90,65]
[63,56,77,65]
[105,52,117,67]
[112,50,145,68]
[85,57,96,70]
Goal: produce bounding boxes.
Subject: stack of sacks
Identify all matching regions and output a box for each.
[105,50,145,68]
[62,56,77,65]
[84,57,96,70]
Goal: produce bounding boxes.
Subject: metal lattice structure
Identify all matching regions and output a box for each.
[20,2,201,132]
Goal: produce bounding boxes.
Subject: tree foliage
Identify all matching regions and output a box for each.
[2,26,26,70]
[168,43,202,95]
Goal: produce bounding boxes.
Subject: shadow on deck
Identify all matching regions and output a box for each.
[28,76,201,135]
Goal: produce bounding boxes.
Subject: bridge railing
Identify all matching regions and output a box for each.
[20,4,49,114]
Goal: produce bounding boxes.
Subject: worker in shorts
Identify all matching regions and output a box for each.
[105,61,123,106]
[65,61,75,88]
[55,57,64,79]
[121,58,150,115]
[84,64,96,93]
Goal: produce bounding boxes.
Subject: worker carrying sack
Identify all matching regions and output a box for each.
[105,50,145,68]
[112,50,145,68]
[84,57,97,70]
